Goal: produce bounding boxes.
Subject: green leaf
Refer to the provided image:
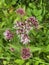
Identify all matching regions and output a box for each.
[30,29,37,36]
[29,46,41,52]
[26,62,30,65]
[33,9,42,16]
[42,45,49,52]
[14,59,24,65]
[11,0,16,5]
[27,8,32,16]
[5,0,12,5]
[37,15,42,21]
[3,61,7,65]
[29,3,36,9]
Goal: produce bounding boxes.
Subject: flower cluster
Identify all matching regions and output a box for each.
[16,8,25,15]
[14,21,32,44]
[3,30,13,40]
[27,16,38,27]
[14,16,38,44]
[15,21,32,34]
[20,34,30,44]
[10,47,15,52]
[3,8,39,60]
[21,48,31,60]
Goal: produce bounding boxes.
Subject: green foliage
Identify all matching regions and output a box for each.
[14,59,24,65]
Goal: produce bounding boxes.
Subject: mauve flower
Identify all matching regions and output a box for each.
[20,34,30,44]
[25,21,33,33]
[14,21,25,29]
[15,21,26,34]
[25,22,32,30]
[14,19,38,44]
[27,16,38,27]
[16,8,25,15]
[16,29,25,34]
[3,30,13,40]
[21,48,31,60]
[14,21,32,44]
[15,21,33,34]
[10,47,14,52]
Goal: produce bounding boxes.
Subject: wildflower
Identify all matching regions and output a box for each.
[20,34,30,44]
[15,21,32,34]
[16,28,25,34]
[27,16,38,27]
[3,30,13,40]
[14,20,37,44]
[14,21,25,29]
[25,21,32,30]
[16,8,25,15]
[21,48,31,60]
[10,47,14,52]
[14,21,32,44]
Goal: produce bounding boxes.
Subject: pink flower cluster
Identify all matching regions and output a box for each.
[21,34,30,44]
[14,21,31,44]
[14,13,38,59]
[10,47,15,52]
[14,16,38,44]
[21,48,31,60]
[3,30,13,40]
[3,8,39,60]
[16,8,25,15]
[27,17,38,27]
[15,21,32,34]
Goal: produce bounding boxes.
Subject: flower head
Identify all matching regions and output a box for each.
[21,48,31,60]
[25,21,32,31]
[14,21,25,29]
[21,34,30,44]
[10,47,15,52]
[3,30,13,40]
[27,16,38,27]
[16,8,25,15]
[14,21,32,44]
[14,16,38,44]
